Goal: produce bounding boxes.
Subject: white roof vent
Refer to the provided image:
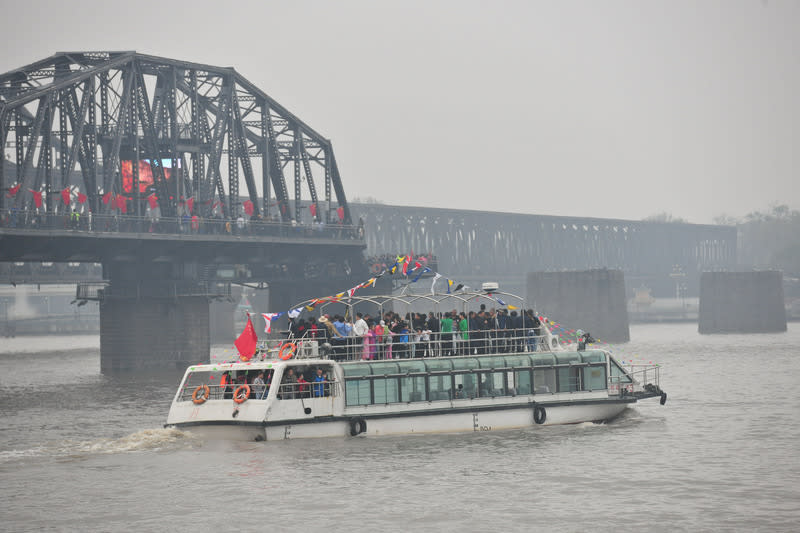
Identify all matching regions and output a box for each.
[481,282,499,292]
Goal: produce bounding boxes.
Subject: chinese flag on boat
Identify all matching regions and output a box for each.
[31,190,43,208]
[61,188,71,206]
[77,192,87,204]
[243,200,254,216]
[7,183,21,198]
[235,314,258,360]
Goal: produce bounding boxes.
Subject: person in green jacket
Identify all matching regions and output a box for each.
[440,312,454,356]
[458,313,469,355]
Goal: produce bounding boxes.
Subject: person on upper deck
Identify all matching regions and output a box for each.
[313,368,326,397]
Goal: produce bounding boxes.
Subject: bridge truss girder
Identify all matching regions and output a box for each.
[0,51,351,223]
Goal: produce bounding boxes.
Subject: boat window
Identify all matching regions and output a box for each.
[451,357,479,370]
[373,378,399,404]
[424,359,453,372]
[609,357,633,383]
[580,350,606,364]
[345,379,371,406]
[428,373,453,401]
[478,355,505,369]
[514,370,533,395]
[555,353,581,365]
[396,359,426,374]
[557,366,582,392]
[342,363,372,377]
[504,355,532,368]
[454,373,477,399]
[400,376,427,402]
[476,371,506,397]
[583,365,607,391]
[533,368,556,393]
[369,362,400,376]
[531,353,556,367]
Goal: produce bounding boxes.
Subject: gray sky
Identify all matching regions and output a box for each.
[1,0,797,223]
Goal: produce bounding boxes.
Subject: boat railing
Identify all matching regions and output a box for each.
[178,380,339,402]
[608,364,661,397]
[270,329,563,362]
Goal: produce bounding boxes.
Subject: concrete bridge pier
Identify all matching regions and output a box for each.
[699,271,787,334]
[99,260,213,372]
[527,269,630,344]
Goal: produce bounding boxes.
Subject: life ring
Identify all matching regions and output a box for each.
[533,405,547,425]
[279,342,297,360]
[192,384,210,404]
[370,263,382,274]
[550,338,558,349]
[349,417,367,436]
[233,385,251,404]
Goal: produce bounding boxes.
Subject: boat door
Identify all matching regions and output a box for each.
[272,363,338,419]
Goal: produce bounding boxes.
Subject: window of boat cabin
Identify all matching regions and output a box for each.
[426,359,454,401]
[452,358,479,399]
[532,354,556,394]
[608,356,633,384]
[556,353,583,392]
[371,362,400,404]
[581,351,607,390]
[343,363,372,406]
[506,355,533,395]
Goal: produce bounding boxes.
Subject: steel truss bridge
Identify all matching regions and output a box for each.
[352,204,737,297]
[0,51,351,224]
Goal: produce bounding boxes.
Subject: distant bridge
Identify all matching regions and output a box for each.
[352,204,737,297]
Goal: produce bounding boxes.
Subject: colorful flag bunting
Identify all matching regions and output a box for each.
[261,312,284,333]
[412,267,431,283]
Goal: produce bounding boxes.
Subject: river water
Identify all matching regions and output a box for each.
[1,324,798,532]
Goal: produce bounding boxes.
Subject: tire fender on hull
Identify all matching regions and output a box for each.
[349,417,367,436]
[533,405,547,425]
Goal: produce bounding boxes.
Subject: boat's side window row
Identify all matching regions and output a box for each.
[345,364,607,406]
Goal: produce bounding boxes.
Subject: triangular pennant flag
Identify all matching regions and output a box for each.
[454,283,464,292]
[447,279,454,294]
[287,307,303,319]
[496,297,506,306]
[261,312,284,334]
[431,272,442,295]
[508,304,519,310]
[412,267,431,283]
[347,287,357,298]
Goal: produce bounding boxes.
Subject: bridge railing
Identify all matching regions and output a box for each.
[76,280,232,301]
[0,208,363,241]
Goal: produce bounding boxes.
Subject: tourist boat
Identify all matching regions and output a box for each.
[165,286,667,441]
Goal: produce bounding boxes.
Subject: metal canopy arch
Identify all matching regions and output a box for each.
[0,51,353,224]
[291,289,527,321]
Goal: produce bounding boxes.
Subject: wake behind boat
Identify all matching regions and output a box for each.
[166,285,667,441]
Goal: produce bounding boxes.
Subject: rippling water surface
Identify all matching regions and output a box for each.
[1,324,799,532]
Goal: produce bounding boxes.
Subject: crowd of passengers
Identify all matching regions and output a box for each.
[212,366,335,400]
[285,304,546,361]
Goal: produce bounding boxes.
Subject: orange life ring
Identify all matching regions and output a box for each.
[192,384,210,404]
[233,385,251,404]
[279,342,297,360]
[370,263,382,274]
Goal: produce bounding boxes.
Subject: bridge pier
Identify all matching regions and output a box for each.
[527,269,630,343]
[698,271,787,334]
[100,295,209,372]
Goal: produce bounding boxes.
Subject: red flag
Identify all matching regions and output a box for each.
[309,203,317,217]
[234,315,258,360]
[115,195,127,214]
[103,191,113,205]
[32,190,43,208]
[243,200,254,216]
[336,206,344,221]
[77,192,87,204]
[186,197,194,214]
[7,183,21,198]
[147,194,158,209]
[61,188,71,206]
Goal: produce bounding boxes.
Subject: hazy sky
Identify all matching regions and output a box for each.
[1,0,797,223]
